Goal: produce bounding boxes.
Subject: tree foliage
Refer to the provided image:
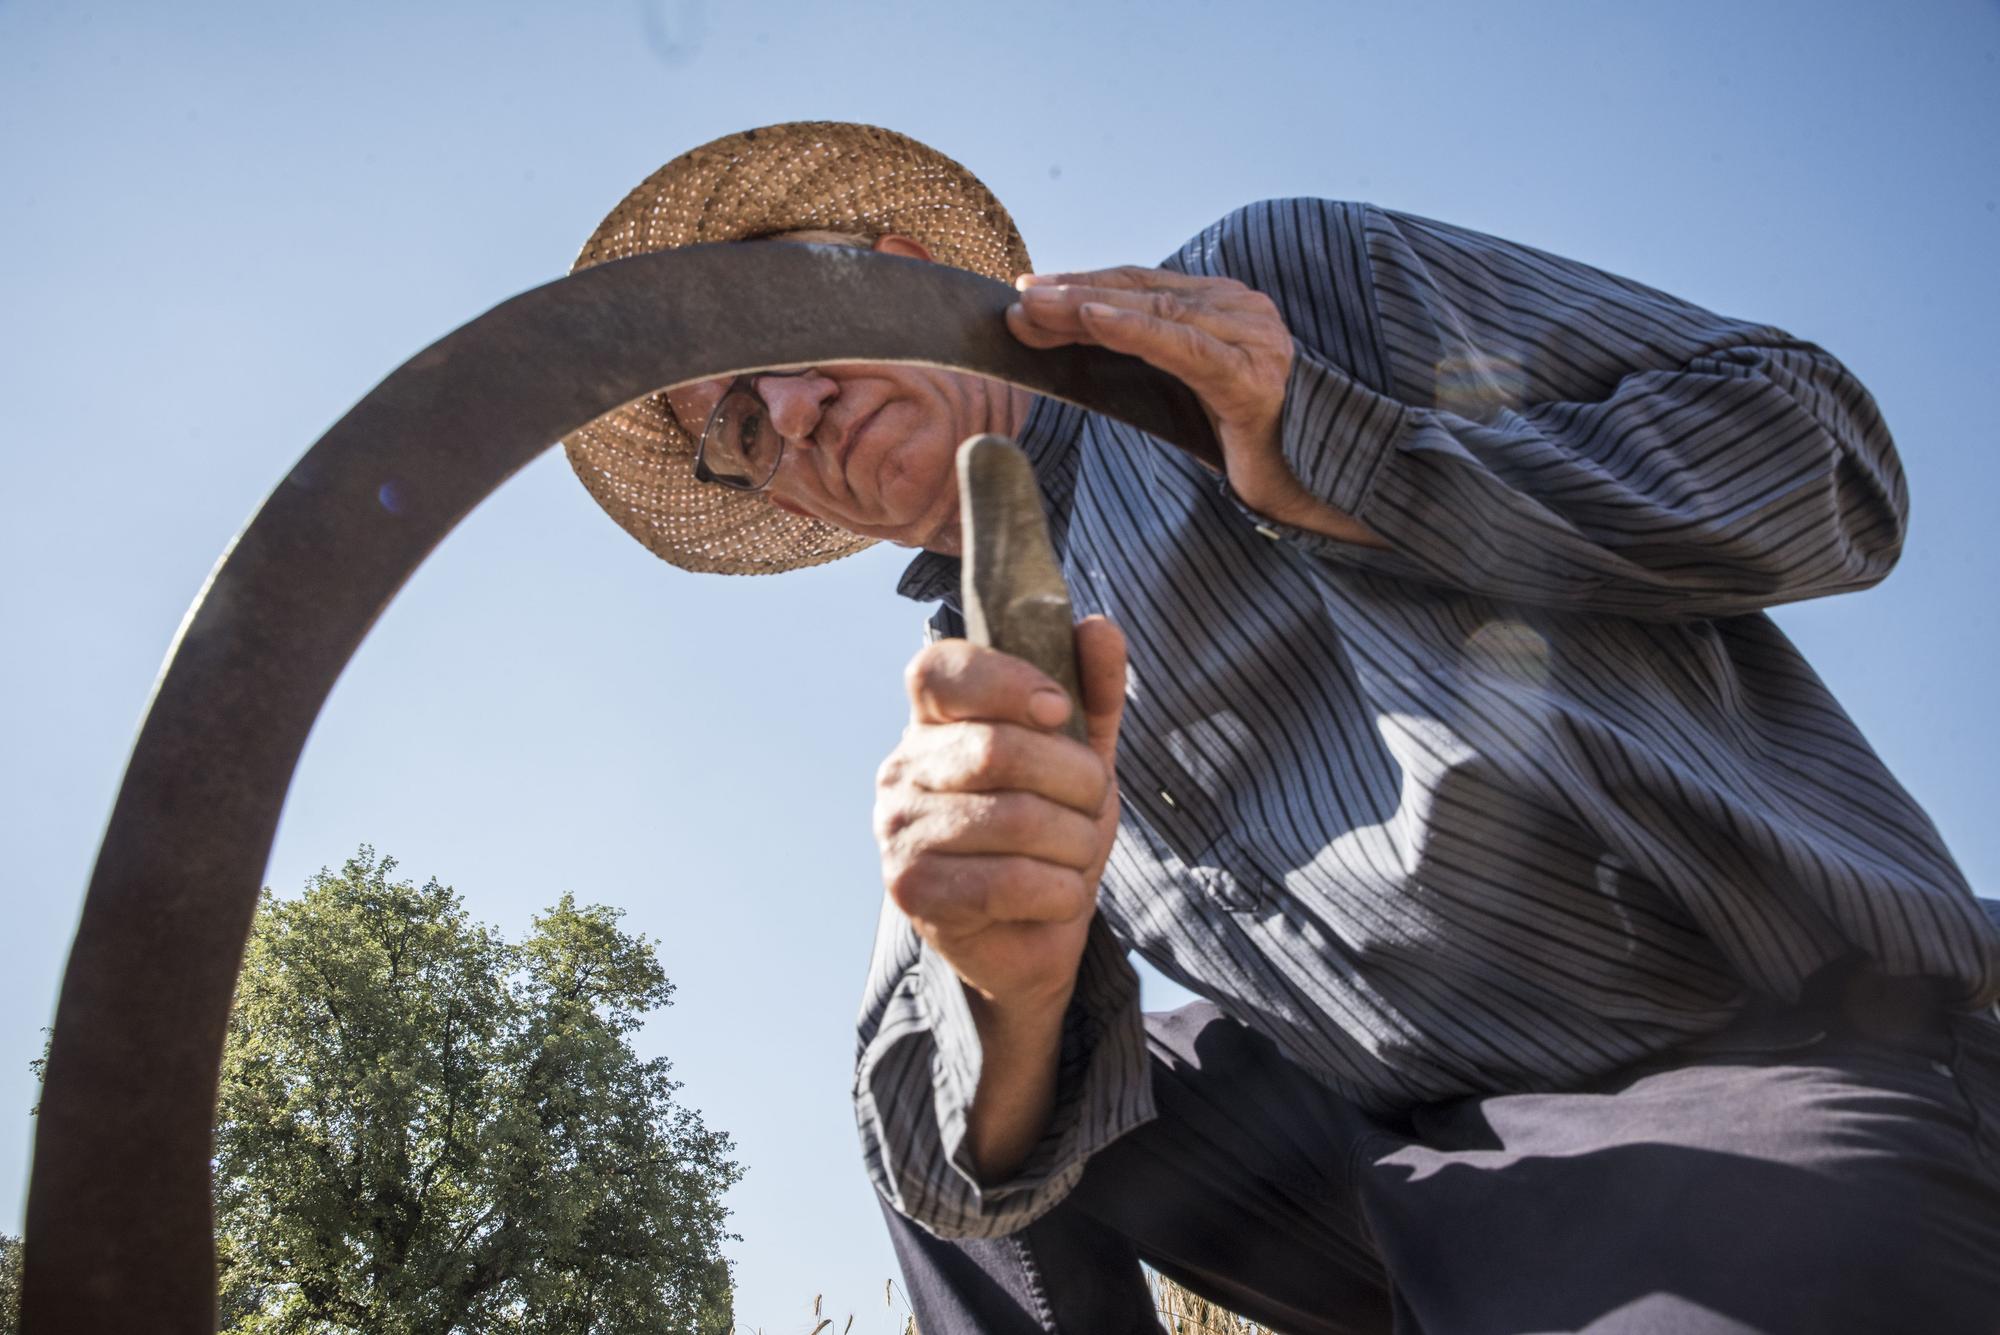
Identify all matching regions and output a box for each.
[1,1234,19,1335]
[213,848,740,1334]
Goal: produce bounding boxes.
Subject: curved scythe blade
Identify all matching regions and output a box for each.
[23,243,1219,1333]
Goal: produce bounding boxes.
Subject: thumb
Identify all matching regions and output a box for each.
[1074,615,1128,770]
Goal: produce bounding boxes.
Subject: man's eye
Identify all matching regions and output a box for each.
[739,413,763,451]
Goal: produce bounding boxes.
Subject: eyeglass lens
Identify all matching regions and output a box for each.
[701,381,786,490]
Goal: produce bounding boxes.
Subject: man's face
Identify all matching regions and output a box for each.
[665,359,992,555]
[662,232,1016,556]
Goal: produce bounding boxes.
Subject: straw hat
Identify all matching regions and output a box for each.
[563,122,1033,575]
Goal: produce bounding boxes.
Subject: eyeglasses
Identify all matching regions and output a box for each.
[691,368,817,493]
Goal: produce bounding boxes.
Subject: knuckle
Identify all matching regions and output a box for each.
[872,794,915,846]
[935,799,978,846]
[904,645,945,698]
[1151,290,1185,321]
[907,639,972,693]
[882,860,923,914]
[958,724,1006,784]
[884,852,948,916]
[1051,869,1093,921]
[1068,884,1096,922]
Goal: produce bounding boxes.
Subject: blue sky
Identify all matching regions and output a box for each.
[3,1,1997,1330]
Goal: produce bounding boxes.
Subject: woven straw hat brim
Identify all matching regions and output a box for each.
[562,122,1032,575]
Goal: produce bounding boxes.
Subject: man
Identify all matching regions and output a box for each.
[563,123,2000,1332]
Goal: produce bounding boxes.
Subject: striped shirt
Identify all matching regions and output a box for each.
[852,199,2000,1239]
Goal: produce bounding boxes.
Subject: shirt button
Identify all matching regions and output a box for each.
[1253,523,1283,541]
[1158,789,1179,809]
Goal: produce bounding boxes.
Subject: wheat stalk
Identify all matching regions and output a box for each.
[881,1267,1273,1335]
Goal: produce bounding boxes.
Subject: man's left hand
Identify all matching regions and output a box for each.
[1007,266,1353,536]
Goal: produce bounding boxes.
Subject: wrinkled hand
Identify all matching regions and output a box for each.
[1006,266,1322,526]
[874,618,1127,1016]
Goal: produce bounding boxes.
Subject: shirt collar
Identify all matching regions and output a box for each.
[895,393,1087,605]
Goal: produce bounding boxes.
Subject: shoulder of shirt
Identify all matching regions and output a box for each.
[1160,198,1385,274]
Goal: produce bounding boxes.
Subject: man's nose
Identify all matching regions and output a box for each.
[757,371,838,444]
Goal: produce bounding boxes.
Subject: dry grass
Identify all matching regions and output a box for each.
[1148,1268,1276,1334]
[842,1267,1274,1335]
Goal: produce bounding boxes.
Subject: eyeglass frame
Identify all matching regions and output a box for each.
[689,367,818,493]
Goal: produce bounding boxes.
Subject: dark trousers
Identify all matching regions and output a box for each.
[882,974,2000,1334]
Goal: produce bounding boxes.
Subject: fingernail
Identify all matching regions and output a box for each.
[1082,302,1124,319]
[1016,273,1053,289]
[1020,284,1063,303]
[1028,689,1072,728]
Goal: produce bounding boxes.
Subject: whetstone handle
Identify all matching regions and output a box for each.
[957,435,1086,742]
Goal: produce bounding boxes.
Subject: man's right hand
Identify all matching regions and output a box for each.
[873,616,1128,1020]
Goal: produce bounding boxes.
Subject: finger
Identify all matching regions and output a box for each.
[875,790,1103,870]
[886,852,1092,929]
[1016,265,1240,293]
[1022,283,1271,324]
[1014,280,1251,331]
[1009,287,1114,348]
[1005,299,1083,350]
[892,720,1110,813]
[1008,288,1215,351]
[1074,301,1257,400]
[1073,616,1127,775]
[906,638,1071,730]
[1010,283,1279,359]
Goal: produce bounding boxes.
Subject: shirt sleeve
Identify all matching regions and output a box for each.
[1167,199,1908,620]
[852,892,1155,1239]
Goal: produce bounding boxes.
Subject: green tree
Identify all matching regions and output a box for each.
[1,1233,20,1335]
[213,848,740,1334]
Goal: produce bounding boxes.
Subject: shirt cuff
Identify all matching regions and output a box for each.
[1221,344,1435,579]
[1277,340,1408,524]
[856,911,1155,1239]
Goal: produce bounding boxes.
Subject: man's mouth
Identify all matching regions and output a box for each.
[835,405,884,484]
